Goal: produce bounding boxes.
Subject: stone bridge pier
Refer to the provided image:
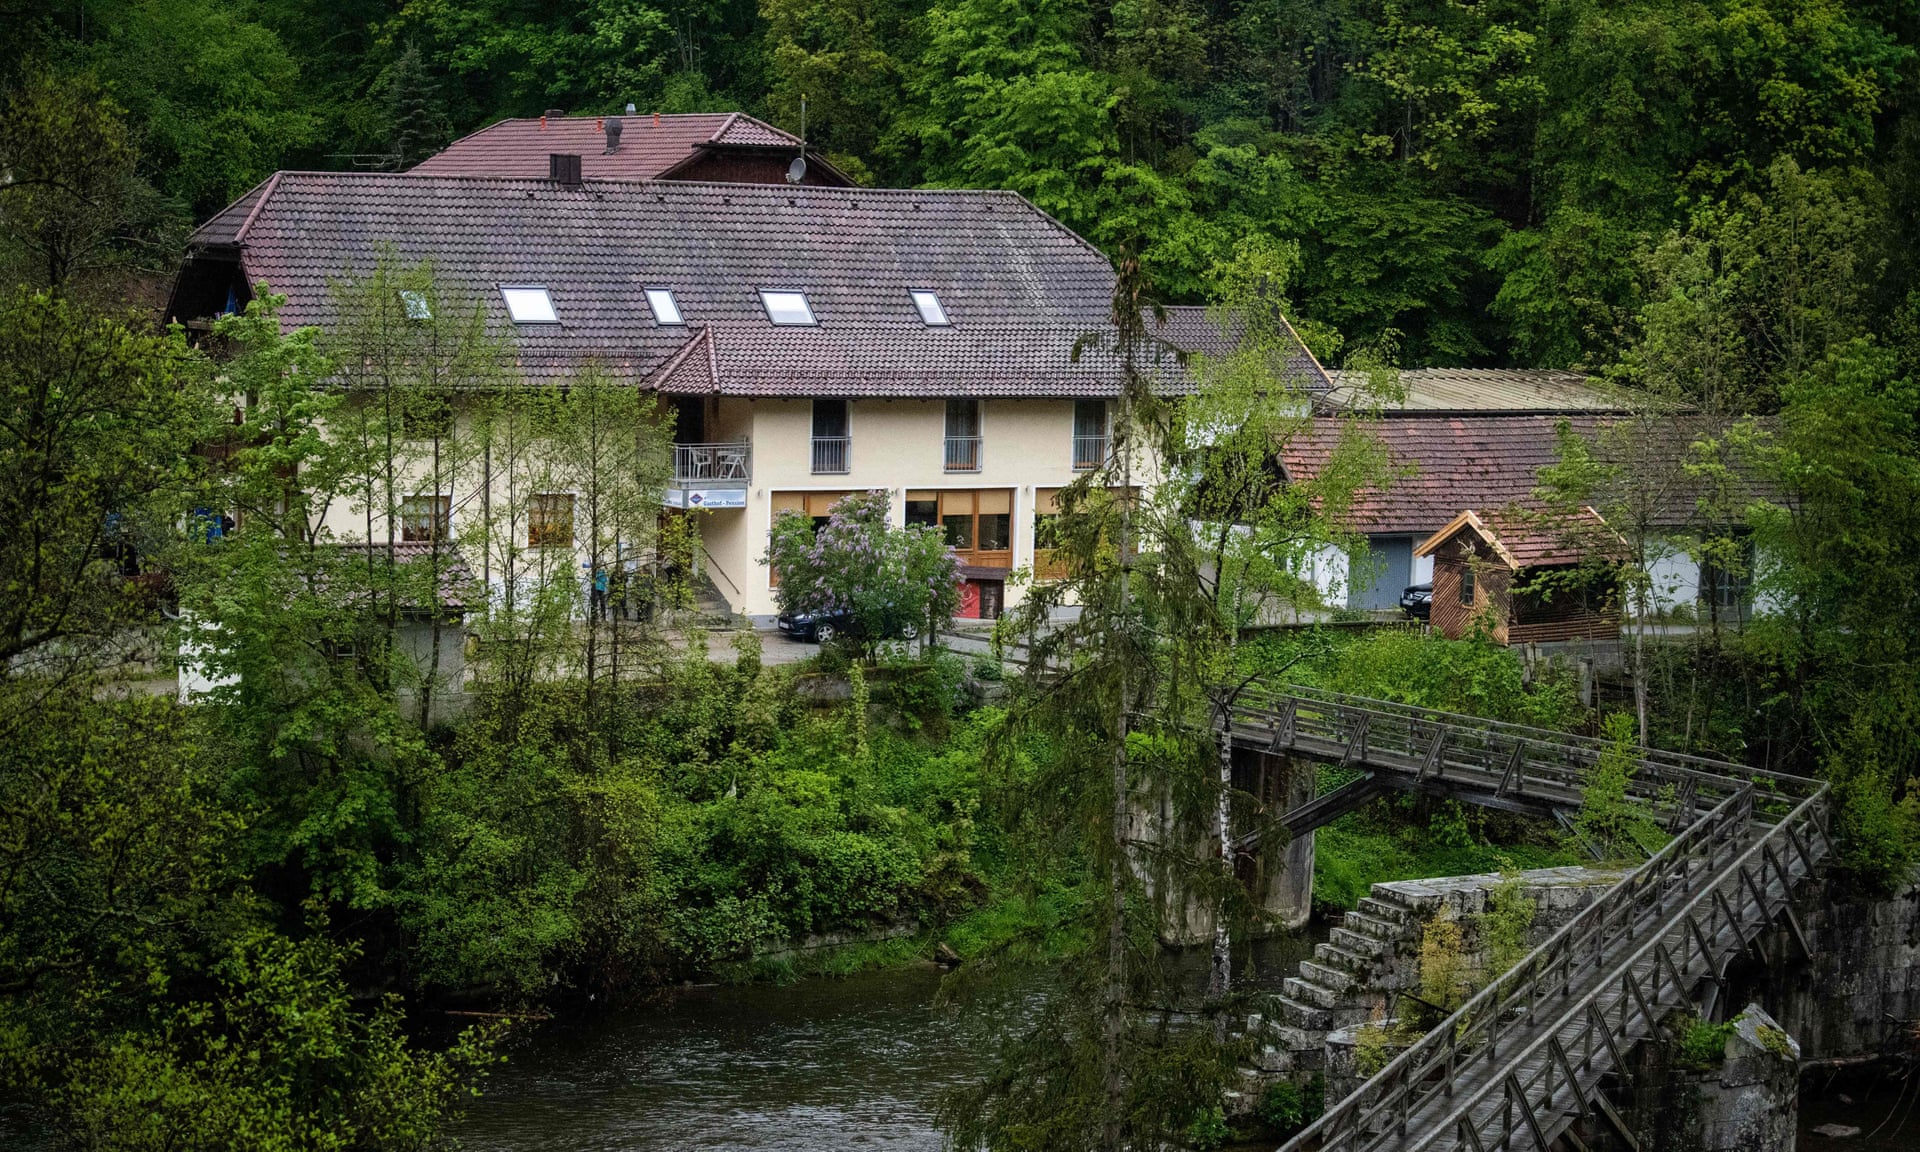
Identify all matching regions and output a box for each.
[1139,746,1317,947]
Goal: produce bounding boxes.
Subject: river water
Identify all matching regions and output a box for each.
[456,934,1324,1152]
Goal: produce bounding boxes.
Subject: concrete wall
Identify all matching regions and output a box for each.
[1738,879,1920,1062]
[1606,1004,1801,1152]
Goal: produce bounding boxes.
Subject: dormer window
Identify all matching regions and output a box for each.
[911,289,949,326]
[646,288,683,325]
[500,286,558,324]
[399,290,432,321]
[759,290,816,326]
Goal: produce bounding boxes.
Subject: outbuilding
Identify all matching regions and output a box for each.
[1415,507,1624,644]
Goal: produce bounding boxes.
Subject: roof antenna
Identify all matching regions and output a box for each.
[786,95,808,185]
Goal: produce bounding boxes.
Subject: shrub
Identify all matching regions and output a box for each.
[1674,1014,1738,1069]
[1185,1104,1230,1150]
[1417,914,1470,1014]
[1573,713,1666,860]
[1481,866,1537,979]
[1354,1023,1395,1077]
[1257,1077,1324,1136]
[765,490,959,657]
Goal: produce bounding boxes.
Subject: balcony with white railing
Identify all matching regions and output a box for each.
[944,436,982,472]
[811,436,850,475]
[664,442,751,510]
[1072,434,1109,471]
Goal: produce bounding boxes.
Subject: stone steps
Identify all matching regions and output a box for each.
[1312,941,1376,975]
[1329,925,1391,956]
[1341,910,1404,941]
[1270,992,1334,1031]
[1283,975,1340,1009]
[1298,959,1357,993]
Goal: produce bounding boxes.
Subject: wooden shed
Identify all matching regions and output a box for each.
[1415,507,1624,644]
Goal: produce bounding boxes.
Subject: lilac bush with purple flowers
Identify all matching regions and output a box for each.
[765,490,960,654]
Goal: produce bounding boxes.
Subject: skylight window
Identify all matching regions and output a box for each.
[759,290,816,326]
[399,290,432,321]
[911,289,949,326]
[646,288,683,325]
[500,286,558,324]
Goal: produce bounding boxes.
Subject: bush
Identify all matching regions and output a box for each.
[1257,1077,1324,1136]
[765,490,959,657]
[1674,1014,1738,1069]
[1573,713,1667,861]
[1481,866,1537,979]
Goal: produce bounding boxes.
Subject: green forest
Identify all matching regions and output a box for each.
[10,0,1920,365]
[4,0,1920,1149]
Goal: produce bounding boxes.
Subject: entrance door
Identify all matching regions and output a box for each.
[977,580,1004,619]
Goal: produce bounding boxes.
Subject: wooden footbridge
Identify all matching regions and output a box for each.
[1230,687,1829,1152]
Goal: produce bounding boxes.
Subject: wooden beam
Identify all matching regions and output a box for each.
[1418,727,1447,781]
[1337,712,1370,768]
[1593,1092,1642,1152]
[1496,740,1526,797]
[1508,1074,1552,1151]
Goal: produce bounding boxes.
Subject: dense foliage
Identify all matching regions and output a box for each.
[5,7,1920,1147]
[11,0,1920,367]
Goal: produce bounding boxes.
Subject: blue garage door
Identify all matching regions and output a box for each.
[1348,536,1414,611]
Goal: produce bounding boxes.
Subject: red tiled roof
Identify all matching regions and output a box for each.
[321,542,479,611]
[1415,507,1626,570]
[1280,414,1745,535]
[709,112,797,148]
[183,173,1330,399]
[408,113,805,181]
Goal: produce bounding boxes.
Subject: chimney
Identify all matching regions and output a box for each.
[549,153,583,187]
[544,107,566,119]
[604,117,624,152]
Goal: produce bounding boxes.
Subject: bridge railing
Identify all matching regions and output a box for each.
[1278,781,1761,1152]
[1235,690,1760,829]
[1253,684,1816,800]
[1446,783,1831,1152]
[1255,683,1831,1152]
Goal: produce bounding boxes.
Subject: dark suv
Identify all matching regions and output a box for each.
[1399,582,1433,620]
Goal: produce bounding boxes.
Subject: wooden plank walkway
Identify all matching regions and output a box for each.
[1239,687,1830,1152]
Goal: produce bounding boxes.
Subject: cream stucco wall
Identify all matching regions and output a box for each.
[307,405,669,610]
[696,397,1125,618]
[297,394,1148,621]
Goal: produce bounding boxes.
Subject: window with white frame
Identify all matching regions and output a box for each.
[759,290,816,326]
[910,289,949,325]
[646,288,683,325]
[500,286,559,324]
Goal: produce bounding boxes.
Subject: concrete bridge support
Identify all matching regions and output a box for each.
[1138,747,1317,947]
[1600,1003,1801,1152]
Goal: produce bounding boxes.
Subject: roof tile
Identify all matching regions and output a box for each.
[187,173,1330,399]
[409,113,800,181]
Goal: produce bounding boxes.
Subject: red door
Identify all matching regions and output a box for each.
[957,580,981,618]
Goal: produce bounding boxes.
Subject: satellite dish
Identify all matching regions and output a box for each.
[786,155,807,185]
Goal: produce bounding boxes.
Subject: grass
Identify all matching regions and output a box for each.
[1313,819,1580,914]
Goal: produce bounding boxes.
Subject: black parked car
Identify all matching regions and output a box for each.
[1399,582,1433,620]
[776,608,919,644]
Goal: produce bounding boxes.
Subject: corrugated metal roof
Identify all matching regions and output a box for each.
[1322,368,1625,413]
